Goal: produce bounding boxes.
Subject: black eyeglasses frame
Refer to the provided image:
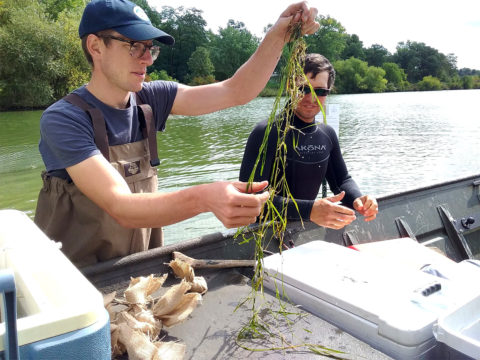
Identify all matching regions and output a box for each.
[96,34,160,60]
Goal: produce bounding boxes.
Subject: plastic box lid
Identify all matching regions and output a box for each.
[262,240,479,359]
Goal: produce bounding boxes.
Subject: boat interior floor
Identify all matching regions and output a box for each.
[111,267,392,360]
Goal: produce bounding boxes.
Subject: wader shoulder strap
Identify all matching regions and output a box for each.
[64,93,110,161]
[135,93,160,167]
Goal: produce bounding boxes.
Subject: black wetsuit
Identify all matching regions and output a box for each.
[239,114,362,221]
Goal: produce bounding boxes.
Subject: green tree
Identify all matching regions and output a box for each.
[459,68,480,76]
[447,75,463,90]
[382,62,408,91]
[472,76,480,89]
[363,66,387,93]
[334,57,366,93]
[59,8,91,93]
[187,46,215,85]
[155,6,209,82]
[462,76,474,89]
[334,57,387,93]
[417,75,445,91]
[209,20,259,81]
[364,44,391,67]
[0,0,89,109]
[40,0,84,20]
[341,34,365,60]
[304,16,347,63]
[393,41,457,83]
[148,70,177,82]
[446,53,458,76]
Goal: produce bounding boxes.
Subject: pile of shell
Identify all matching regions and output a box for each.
[103,258,208,360]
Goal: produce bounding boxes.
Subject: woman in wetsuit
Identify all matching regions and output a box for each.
[239,53,378,229]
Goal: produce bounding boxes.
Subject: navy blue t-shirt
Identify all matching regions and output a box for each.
[39,81,177,174]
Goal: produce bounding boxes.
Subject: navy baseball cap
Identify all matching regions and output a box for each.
[78,0,175,45]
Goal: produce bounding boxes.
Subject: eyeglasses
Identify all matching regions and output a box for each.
[97,35,160,61]
[299,86,330,97]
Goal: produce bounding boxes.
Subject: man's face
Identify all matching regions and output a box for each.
[95,31,155,93]
[294,71,329,123]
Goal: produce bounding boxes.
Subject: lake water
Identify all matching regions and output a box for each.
[1,89,479,244]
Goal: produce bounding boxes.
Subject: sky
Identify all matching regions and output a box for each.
[148,0,480,70]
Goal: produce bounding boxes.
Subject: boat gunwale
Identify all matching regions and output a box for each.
[82,173,480,289]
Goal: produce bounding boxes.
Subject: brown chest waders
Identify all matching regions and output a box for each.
[34,93,163,267]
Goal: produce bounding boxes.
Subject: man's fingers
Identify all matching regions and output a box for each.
[280,2,319,28]
[227,182,270,209]
[216,200,265,228]
[234,180,268,194]
[306,6,318,23]
[302,22,320,35]
[252,191,270,206]
[292,11,302,23]
[301,6,318,34]
[280,1,308,17]
[222,216,258,228]
[291,1,315,21]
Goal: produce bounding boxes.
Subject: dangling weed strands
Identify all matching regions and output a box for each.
[234,20,342,357]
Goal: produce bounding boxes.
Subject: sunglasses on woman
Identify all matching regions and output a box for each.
[299,86,330,97]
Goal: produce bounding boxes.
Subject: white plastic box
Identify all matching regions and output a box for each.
[263,240,480,360]
[0,209,110,359]
[434,294,480,359]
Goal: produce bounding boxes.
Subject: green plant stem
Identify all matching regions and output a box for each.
[235,21,337,358]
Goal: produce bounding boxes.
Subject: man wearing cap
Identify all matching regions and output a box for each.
[34,0,320,266]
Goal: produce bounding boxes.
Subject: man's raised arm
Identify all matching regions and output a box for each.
[171,2,319,116]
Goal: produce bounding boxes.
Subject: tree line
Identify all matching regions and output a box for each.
[1,0,479,110]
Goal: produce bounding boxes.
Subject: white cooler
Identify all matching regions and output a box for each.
[263,240,480,360]
[0,210,110,359]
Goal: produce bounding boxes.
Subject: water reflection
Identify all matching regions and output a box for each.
[0,110,43,213]
[159,90,480,243]
[337,90,480,196]
[1,90,479,244]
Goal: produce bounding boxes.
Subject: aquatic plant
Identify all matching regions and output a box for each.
[234,20,341,357]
